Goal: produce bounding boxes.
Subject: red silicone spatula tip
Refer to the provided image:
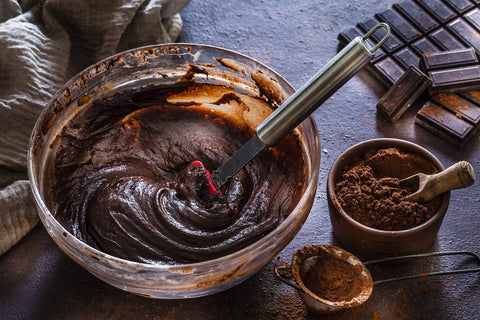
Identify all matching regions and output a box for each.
[190,160,222,197]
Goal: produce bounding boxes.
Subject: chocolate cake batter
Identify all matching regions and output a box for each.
[50,81,305,264]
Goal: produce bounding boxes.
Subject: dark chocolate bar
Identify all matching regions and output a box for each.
[372,57,405,86]
[393,47,420,69]
[421,48,478,72]
[429,28,466,51]
[432,92,480,126]
[447,18,480,55]
[377,66,431,122]
[393,0,439,33]
[416,0,457,23]
[429,65,480,94]
[375,9,422,44]
[340,0,480,91]
[338,0,480,146]
[464,8,480,31]
[416,101,475,146]
[411,37,440,56]
[443,0,475,13]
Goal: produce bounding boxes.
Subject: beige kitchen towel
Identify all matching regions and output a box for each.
[0,181,37,255]
[0,0,190,255]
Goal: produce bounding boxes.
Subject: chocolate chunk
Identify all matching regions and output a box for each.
[429,28,467,51]
[421,48,478,72]
[429,65,480,94]
[443,0,475,14]
[416,0,457,24]
[464,8,480,31]
[393,47,421,69]
[338,27,386,62]
[375,9,422,44]
[411,37,440,56]
[393,0,439,33]
[416,101,475,146]
[358,18,403,53]
[373,57,405,86]
[447,18,480,55]
[432,92,480,126]
[377,66,431,122]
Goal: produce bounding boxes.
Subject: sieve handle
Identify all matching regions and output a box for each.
[274,265,305,292]
[363,251,480,286]
[256,23,390,146]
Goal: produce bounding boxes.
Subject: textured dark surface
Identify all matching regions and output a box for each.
[1,0,479,319]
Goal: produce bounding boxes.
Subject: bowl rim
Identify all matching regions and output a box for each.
[27,43,321,273]
[327,137,450,237]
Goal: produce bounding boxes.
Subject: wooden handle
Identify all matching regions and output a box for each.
[425,161,475,199]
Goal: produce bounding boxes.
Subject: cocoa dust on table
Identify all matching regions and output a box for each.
[335,148,442,231]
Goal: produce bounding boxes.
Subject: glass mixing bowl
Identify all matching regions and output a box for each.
[28,44,320,298]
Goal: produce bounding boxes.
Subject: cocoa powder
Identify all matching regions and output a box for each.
[335,148,442,231]
[301,254,365,302]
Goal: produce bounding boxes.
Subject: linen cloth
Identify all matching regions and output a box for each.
[0,0,190,255]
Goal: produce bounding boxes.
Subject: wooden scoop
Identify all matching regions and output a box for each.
[399,161,475,203]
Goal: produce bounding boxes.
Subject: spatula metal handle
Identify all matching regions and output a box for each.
[213,23,390,188]
[256,23,390,146]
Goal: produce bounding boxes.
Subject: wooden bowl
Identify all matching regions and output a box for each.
[327,138,450,259]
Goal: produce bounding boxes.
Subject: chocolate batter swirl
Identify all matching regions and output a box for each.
[51,83,304,264]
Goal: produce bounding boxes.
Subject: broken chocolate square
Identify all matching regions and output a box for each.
[377,66,431,122]
[416,101,475,146]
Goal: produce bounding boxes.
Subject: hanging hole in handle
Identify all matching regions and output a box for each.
[363,251,480,286]
[362,22,391,53]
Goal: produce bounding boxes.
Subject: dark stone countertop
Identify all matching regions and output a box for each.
[1,0,479,319]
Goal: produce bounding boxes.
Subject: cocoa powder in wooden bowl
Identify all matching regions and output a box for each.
[327,138,450,259]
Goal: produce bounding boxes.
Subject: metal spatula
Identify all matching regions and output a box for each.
[210,23,391,189]
[400,161,475,203]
